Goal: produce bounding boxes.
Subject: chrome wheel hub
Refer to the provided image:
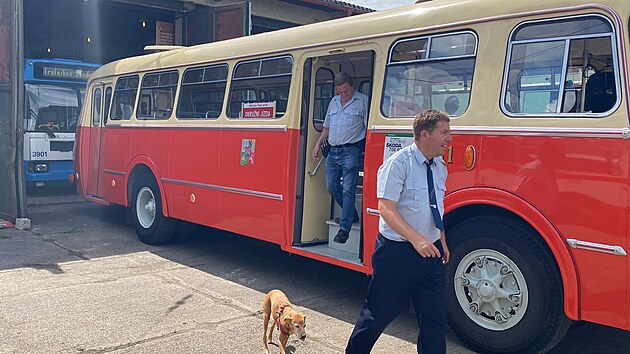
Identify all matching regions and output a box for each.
[455,249,528,330]
[136,186,156,229]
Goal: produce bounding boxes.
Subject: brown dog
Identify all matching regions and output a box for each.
[262,289,307,354]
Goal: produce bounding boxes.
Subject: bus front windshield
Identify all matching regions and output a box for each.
[25,83,83,133]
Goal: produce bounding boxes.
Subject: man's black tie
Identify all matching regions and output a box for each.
[425,159,444,231]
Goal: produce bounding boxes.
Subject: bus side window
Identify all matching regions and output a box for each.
[383,31,477,118]
[137,71,178,120]
[313,67,334,132]
[176,64,228,119]
[110,76,139,121]
[359,80,371,97]
[103,87,112,124]
[228,55,293,119]
[92,88,102,127]
[503,15,618,116]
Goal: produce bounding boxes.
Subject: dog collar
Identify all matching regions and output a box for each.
[275,305,291,336]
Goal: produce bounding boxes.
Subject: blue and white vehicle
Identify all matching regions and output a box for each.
[23,58,100,187]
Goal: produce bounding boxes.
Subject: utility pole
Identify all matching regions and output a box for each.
[0,0,25,223]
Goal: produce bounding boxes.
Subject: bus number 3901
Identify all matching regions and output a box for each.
[32,151,48,158]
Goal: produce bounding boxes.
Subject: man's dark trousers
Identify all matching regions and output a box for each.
[346,234,446,354]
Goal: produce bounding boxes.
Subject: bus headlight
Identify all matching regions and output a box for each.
[29,162,48,173]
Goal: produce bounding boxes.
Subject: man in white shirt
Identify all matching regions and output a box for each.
[312,72,369,243]
[346,109,452,354]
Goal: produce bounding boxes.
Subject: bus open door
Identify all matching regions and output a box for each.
[293,49,375,270]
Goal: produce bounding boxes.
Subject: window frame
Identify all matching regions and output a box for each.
[382,30,478,118]
[176,63,229,120]
[500,14,620,118]
[92,87,102,127]
[227,55,294,120]
[104,86,112,124]
[109,75,139,121]
[136,70,179,120]
[387,31,478,65]
[312,67,335,133]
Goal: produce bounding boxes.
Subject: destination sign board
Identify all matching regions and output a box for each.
[42,66,95,80]
[33,62,97,82]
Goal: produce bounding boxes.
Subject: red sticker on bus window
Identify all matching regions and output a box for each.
[241,102,275,119]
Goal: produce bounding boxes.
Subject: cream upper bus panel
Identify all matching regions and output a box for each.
[85,0,627,82]
[84,0,628,130]
[369,7,628,130]
[173,0,626,70]
[489,10,628,130]
[368,24,484,128]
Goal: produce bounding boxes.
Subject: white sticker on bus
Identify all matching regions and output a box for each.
[383,134,414,161]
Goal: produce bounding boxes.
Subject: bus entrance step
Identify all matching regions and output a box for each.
[326,220,360,255]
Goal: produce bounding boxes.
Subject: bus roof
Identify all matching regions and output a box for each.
[91,0,627,81]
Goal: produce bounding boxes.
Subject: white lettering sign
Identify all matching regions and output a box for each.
[383,134,414,161]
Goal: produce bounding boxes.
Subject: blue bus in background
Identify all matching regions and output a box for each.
[24,58,100,187]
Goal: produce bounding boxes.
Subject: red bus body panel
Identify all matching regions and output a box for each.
[363,129,630,329]
[83,125,301,247]
[79,121,630,330]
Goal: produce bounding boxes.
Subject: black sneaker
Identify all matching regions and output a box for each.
[333,229,349,244]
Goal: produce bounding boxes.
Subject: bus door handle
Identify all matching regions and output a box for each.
[308,157,325,177]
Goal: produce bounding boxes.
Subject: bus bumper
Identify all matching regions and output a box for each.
[24,160,74,186]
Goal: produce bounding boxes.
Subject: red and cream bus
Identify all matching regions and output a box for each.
[75,0,630,352]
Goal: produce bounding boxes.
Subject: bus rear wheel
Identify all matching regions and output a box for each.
[131,173,177,245]
[445,215,571,353]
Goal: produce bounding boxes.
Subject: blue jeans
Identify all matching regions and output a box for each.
[325,145,362,232]
[346,235,447,354]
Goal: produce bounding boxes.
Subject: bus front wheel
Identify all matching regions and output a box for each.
[445,215,571,354]
[131,173,177,245]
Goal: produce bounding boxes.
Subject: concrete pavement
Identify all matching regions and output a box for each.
[1,191,629,353]
[0,197,472,354]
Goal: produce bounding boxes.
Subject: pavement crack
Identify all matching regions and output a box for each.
[152,273,256,316]
[39,236,90,260]
[74,328,199,353]
[76,315,258,353]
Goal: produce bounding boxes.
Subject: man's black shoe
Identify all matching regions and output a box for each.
[333,229,350,244]
[334,216,360,224]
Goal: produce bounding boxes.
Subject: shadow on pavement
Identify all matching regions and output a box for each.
[2,196,630,353]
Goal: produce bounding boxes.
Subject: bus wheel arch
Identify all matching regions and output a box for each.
[127,164,177,245]
[445,189,579,318]
[443,200,575,353]
[125,159,170,216]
